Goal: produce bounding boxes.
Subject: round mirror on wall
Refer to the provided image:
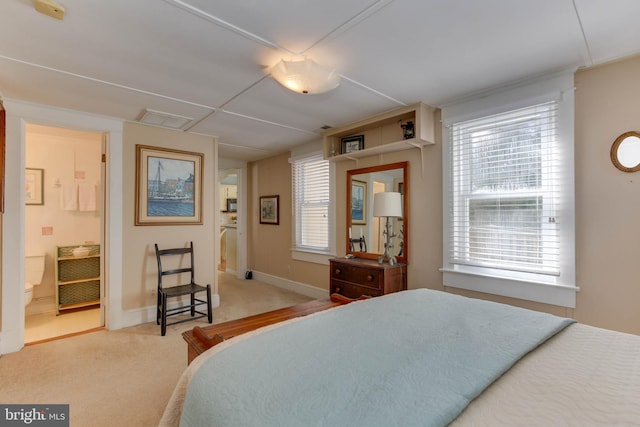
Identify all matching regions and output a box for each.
[611,131,640,172]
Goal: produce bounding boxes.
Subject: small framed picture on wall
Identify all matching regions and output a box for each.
[259,195,279,225]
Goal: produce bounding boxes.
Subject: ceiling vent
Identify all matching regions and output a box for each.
[137,109,193,130]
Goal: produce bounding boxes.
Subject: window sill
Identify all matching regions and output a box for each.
[291,249,336,265]
[440,266,579,308]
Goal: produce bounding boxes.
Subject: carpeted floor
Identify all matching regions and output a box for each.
[0,274,314,426]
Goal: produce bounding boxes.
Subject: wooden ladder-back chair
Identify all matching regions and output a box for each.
[154,242,212,336]
[349,236,367,253]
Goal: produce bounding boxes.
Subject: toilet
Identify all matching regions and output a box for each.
[25,255,46,306]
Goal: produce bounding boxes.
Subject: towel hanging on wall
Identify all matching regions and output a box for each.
[78,182,96,211]
[61,183,77,211]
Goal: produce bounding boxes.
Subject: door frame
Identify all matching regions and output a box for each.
[0,99,124,354]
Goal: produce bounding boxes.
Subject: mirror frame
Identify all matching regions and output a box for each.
[611,131,640,172]
[346,161,409,264]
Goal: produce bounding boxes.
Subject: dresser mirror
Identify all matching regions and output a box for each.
[611,131,640,172]
[346,161,408,263]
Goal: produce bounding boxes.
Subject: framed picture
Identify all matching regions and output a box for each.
[25,168,44,205]
[260,195,279,225]
[351,180,366,224]
[1,109,5,213]
[341,135,364,154]
[226,198,237,213]
[135,144,203,225]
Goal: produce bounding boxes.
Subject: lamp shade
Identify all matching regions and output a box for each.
[373,192,403,218]
[271,58,340,94]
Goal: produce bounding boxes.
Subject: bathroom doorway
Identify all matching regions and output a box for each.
[24,124,104,343]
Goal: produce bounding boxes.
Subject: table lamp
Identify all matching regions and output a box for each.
[373,191,403,265]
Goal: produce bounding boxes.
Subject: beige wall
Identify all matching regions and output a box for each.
[121,122,217,312]
[248,56,640,335]
[247,152,328,288]
[4,58,639,335]
[447,57,640,333]
[247,110,444,293]
[334,132,444,293]
[573,55,640,334]
[443,57,640,334]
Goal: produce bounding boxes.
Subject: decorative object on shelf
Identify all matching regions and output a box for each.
[341,135,364,154]
[259,195,279,225]
[351,180,367,225]
[135,145,203,225]
[72,246,90,257]
[611,131,640,172]
[270,58,340,95]
[400,120,415,140]
[324,103,434,162]
[373,192,403,266]
[25,168,44,205]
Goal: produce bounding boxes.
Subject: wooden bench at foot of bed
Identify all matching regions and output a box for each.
[182,294,367,364]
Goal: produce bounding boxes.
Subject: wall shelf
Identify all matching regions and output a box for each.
[323,102,436,162]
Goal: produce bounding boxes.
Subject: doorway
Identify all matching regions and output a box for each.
[219,171,238,273]
[24,124,104,343]
[217,165,247,279]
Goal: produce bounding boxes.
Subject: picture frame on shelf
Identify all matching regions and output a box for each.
[341,135,364,154]
[135,144,203,225]
[259,195,279,225]
[25,168,44,205]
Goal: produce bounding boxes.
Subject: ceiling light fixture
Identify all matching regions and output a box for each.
[270,58,340,95]
[35,0,65,20]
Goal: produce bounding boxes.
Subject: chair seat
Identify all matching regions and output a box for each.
[162,283,208,297]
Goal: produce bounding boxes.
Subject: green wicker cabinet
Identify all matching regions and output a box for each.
[55,244,101,314]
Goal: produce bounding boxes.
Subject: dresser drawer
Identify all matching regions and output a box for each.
[331,262,382,290]
[330,280,383,299]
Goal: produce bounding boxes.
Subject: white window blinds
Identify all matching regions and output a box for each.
[448,101,560,276]
[292,153,330,251]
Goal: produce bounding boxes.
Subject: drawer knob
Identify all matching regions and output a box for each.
[367,274,374,281]
[335,268,342,275]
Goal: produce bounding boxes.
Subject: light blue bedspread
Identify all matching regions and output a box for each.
[180,289,575,427]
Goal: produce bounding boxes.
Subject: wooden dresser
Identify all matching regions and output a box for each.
[330,257,407,299]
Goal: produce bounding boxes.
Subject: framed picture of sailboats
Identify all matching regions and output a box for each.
[135,145,203,225]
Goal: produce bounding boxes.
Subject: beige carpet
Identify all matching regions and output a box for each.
[0,274,314,427]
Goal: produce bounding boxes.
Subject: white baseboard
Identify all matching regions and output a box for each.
[110,271,326,330]
[109,293,220,330]
[250,271,328,300]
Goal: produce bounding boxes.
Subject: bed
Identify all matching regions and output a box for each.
[159,289,640,426]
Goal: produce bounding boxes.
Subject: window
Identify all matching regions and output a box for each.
[451,102,559,275]
[442,73,577,307]
[292,152,333,255]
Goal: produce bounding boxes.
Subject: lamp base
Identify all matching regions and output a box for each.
[378,254,397,266]
[378,216,397,266]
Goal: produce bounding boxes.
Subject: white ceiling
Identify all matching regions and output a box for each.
[1,0,639,162]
